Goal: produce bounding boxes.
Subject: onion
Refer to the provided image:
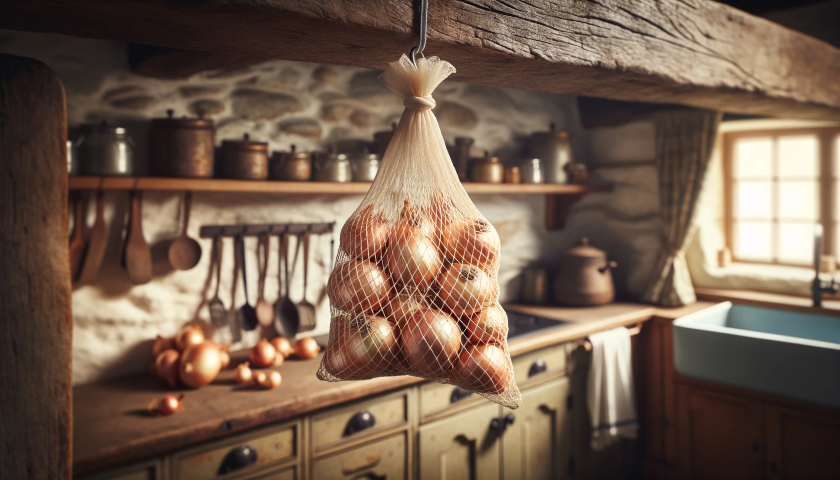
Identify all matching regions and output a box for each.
[453,344,510,394]
[175,325,205,352]
[179,341,223,388]
[464,304,508,345]
[260,370,282,390]
[270,337,294,358]
[249,339,277,368]
[273,353,285,367]
[294,337,320,359]
[233,362,253,384]
[325,315,399,379]
[148,393,185,416]
[401,308,461,376]
[151,335,176,358]
[399,201,435,239]
[152,349,180,388]
[386,225,441,291]
[328,260,391,315]
[441,219,500,269]
[438,264,498,317]
[218,343,231,369]
[340,205,390,261]
[251,370,267,388]
[384,294,426,333]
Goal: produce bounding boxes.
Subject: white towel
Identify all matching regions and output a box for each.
[586,326,638,451]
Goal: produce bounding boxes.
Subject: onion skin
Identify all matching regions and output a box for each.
[175,326,205,352]
[437,264,498,317]
[294,337,320,359]
[148,393,185,416]
[328,260,391,315]
[219,350,231,370]
[233,362,253,384]
[441,219,500,269]
[401,309,461,376]
[260,371,282,389]
[453,344,510,394]
[251,370,267,388]
[399,202,435,239]
[324,315,399,380]
[152,349,181,388]
[384,294,426,333]
[340,205,390,261]
[249,339,277,368]
[270,337,294,358]
[464,304,508,345]
[385,226,442,291]
[151,335,176,358]
[179,341,223,388]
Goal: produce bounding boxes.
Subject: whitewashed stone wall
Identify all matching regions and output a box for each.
[1,30,662,384]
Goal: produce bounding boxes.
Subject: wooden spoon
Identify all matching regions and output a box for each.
[77,190,108,285]
[168,191,202,271]
[274,232,300,338]
[123,190,153,284]
[255,233,274,327]
[68,192,87,281]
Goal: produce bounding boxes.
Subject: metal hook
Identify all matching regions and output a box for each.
[409,0,429,65]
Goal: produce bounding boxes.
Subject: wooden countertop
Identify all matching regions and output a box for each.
[73,301,714,475]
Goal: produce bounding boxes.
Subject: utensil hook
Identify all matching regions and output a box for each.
[409,0,429,66]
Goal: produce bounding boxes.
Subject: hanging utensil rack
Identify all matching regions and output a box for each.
[199,222,335,238]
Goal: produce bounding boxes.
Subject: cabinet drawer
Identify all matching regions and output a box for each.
[78,458,164,480]
[312,432,407,480]
[250,465,298,480]
[420,381,485,421]
[512,344,567,385]
[311,389,409,453]
[172,420,299,480]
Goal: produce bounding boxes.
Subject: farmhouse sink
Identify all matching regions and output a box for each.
[673,302,840,408]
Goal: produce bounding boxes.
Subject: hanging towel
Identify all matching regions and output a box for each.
[586,326,638,451]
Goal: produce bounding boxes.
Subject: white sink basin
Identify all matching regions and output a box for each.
[673,302,840,408]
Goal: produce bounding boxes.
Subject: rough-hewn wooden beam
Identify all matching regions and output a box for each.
[1,0,840,120]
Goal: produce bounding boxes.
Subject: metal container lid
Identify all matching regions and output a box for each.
[271,145,311,160]
[563,238,606,259]
[79,121,129,135]
[151,109,214,129]
[222,133,268,151]
[531,123,570,140]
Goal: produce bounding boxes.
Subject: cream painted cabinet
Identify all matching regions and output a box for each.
[418,401,502,480]
[502,377,571,480]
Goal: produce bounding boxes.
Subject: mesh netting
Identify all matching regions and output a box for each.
[317,55,521,409]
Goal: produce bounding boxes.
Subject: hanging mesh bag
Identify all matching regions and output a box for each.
[317,55,521,409]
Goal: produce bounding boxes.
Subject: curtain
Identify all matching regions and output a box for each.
[642,109,722,307]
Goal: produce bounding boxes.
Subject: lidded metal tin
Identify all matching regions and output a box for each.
[221,134,268,180]
[529,123,572,183]
[149,110,215,178]
[272,145,312,181]
[76,121,135,176]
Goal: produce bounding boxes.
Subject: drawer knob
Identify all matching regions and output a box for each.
[529,358,547,377]
[450,387,473,403]
[218,445,257,475]
[344,411,376,436]
[490,414,515,434]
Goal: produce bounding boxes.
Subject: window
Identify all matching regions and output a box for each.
[723,128,840,266]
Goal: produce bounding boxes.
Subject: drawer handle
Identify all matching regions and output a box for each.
[342,450,381,474]
[450,387,473,403]
[218,444,257,475]
[344,411,376,436]
[489,414,515,435]
[529,358,547,377]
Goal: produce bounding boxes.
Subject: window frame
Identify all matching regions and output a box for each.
[722,127,840,267]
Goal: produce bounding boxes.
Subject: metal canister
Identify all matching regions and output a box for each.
[272,146,311,181]
[221,134,268,180]
[470,155,505,183]
[504,166,521,184]
[453,137,474,181]
[75,122,135,176]
[529,123,572,183]
[149,110,215,178]
[352,152,380,182]
[521,268,549,304]
[67,140,77,175]
[518,158,543,184]
[316,153,352,182]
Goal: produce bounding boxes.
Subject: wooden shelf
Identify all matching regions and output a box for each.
[68,176,612,196]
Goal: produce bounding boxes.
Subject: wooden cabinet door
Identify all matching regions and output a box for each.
[765,405,840,480]
[677,385,764,480]
[502,377,570,480]
[418,401,502,480]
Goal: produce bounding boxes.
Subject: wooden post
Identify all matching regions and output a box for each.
[0,54,72,480]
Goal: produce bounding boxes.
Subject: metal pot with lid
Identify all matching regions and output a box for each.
[272,145,312,181]
[529,123,572,184]
[149,109,215,178]
[553,238,617,306]
[221,133,269,180]
[75,121,135,176]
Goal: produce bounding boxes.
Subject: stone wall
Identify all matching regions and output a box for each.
[1,30,662,385]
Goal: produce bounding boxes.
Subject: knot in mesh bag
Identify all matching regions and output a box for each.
[317,55,521,409]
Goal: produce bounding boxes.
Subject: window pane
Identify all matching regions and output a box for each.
[734,138,772,179]
[778,181,817,221]
[735,182,772,219]
[778,135,818,178]
[778,223,813,264]
[735,221,772,261]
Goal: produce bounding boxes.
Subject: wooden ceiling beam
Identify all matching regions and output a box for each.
[2,0,840,120]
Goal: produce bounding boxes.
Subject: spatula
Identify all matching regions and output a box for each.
[77,189,108,285]
[297,231,317,333]
[68,192,87,281]
[123,190,153,284]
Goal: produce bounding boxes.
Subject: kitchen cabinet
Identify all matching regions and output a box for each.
[79,458,166,480]
[311,432,407,480]
[765,405,840,479]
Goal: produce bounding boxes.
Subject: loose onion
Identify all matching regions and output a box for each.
[233,362,253,384]
[328,260,390,315]
[260,370,282,389]
[441,219,500,269]
[270,337,294,358]
[218,343,231,369]
[324,315,399,379]
[464,304,508,345]
[151,335,176,358]
[273,353,285,367]
[401,308,461,375]
[179,341,223,388]
[152,349,180,388]
[384,294,426,333]
[386,225,441,291]
[294,337,320,359]
[453,343,510,394]
[437,264,498,317]
[148,393,185,416]
[175,325,205,352]
[249,339,277,368]
[340,205,390,261]
[251,370,267,388]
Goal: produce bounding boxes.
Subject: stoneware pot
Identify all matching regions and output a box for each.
[553,238,616,306]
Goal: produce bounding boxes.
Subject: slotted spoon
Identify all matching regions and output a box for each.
[208,236,227,330]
